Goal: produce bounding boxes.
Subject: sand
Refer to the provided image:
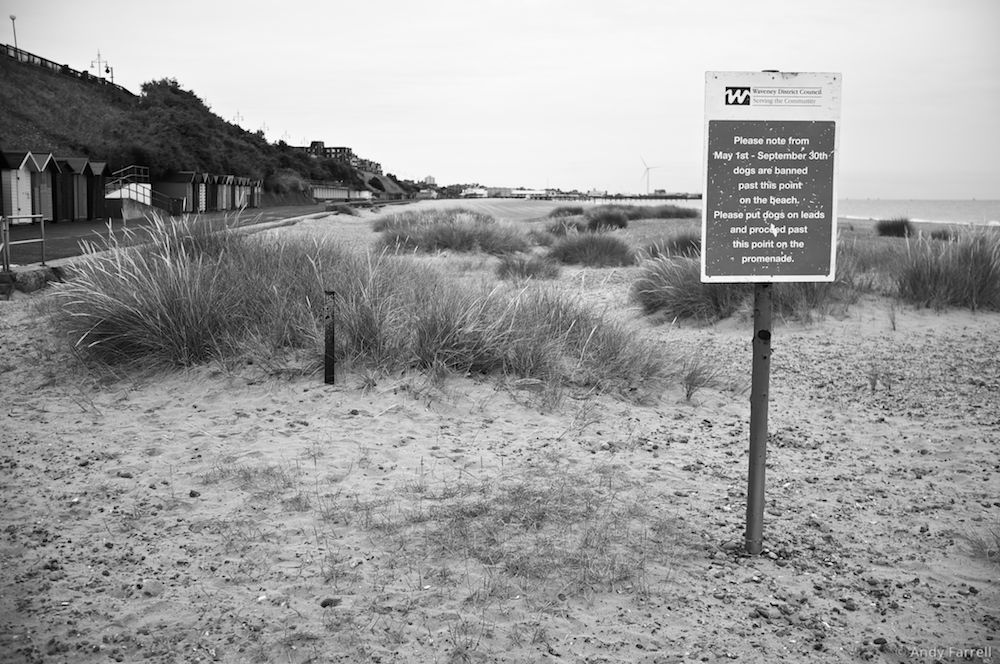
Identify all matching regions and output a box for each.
[0,201,997,663]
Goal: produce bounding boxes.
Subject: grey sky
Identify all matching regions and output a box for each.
[7,0,999,198]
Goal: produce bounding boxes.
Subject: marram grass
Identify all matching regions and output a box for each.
[53,213,665,392]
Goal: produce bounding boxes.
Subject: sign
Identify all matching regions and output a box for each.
[702,71,842,283]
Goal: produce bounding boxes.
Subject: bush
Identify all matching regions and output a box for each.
[497,254,561,281]
[549,234,635,267]
[897,230,1000,310]
[642,231,701,259]
[876,217,914,238]
[930,228,955,241]
[631,257,751,321]
[548,206,585,218]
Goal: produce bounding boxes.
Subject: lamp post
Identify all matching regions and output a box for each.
[9,15,17,54]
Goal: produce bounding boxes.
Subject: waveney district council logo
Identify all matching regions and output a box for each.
[725,86,751,105]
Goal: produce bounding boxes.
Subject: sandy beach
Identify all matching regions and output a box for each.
[1,201,997,663]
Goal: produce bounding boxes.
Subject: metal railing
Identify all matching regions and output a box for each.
[2,43,135,97]
[1,215,46,271]
[105,165,183,215]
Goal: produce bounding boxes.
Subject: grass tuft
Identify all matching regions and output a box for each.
[875,217,914,238]
[589,204,699,221]
[548,206,585,218]
[53,213,664,391]
[376,208,527,255]
[496,254,561,281]
[549,234,635,267]
[641,231,702,259]
[545,218,589,236]
[897,229,1000,310]
[632,257,750,321]
[585,209,628,231]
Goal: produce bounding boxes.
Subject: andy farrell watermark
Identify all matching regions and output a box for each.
[909,645,993,662]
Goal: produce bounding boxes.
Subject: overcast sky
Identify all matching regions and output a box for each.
[7,0,999,198]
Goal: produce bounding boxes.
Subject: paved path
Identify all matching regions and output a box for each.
[4,204,326,266]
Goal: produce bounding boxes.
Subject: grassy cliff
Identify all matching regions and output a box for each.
[0,56,363,193]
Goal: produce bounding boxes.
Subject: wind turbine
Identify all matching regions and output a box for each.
[640,157,661,196]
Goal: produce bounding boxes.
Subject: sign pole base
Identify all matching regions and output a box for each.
[746,283,772,555]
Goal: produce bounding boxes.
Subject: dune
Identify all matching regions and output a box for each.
[0,200,996,663]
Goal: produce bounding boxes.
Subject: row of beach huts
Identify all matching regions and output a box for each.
[1,149,264,223]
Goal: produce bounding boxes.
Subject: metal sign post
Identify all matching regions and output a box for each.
[701,71,841,555]
[324,290,336,385]
[746,283,772,554]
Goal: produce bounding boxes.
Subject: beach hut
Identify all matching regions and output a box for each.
[30,153,59,222]
[216,174,234,210]
[87,161,111,220]
[153,172,196,213]
[205,174,220,212]
[234,176,253,210]
[250,180,262,208]
[55,157,91,221]
[1,150,39,220]
[193,173,207,213]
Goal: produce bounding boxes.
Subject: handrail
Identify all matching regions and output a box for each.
[105,165,151,195]
[1,215,46,270]
[1,42,135,97]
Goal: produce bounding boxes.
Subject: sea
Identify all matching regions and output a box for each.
[837,199,1000,226]
[605,198,1000,226]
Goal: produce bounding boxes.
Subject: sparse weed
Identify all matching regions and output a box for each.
[680,354,722,401]
[961,523,1000,565]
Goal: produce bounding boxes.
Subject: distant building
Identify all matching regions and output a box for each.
[422,175,436,186]
[329,146,356,164]
[355,158,382,175]
[510,188,547,199]
[307,141,327,157]
[460,187,488,198]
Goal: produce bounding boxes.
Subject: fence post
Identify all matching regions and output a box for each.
[324,290,336,385]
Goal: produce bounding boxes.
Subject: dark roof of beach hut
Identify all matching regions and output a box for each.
[56,157,91,174]
[1,151,38,171]
[159,171,198,183]
[32,153,61,172]
[87,161,111,176]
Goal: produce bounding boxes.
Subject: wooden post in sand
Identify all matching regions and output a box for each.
[745,284,772,554]
[324,290,336,385]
